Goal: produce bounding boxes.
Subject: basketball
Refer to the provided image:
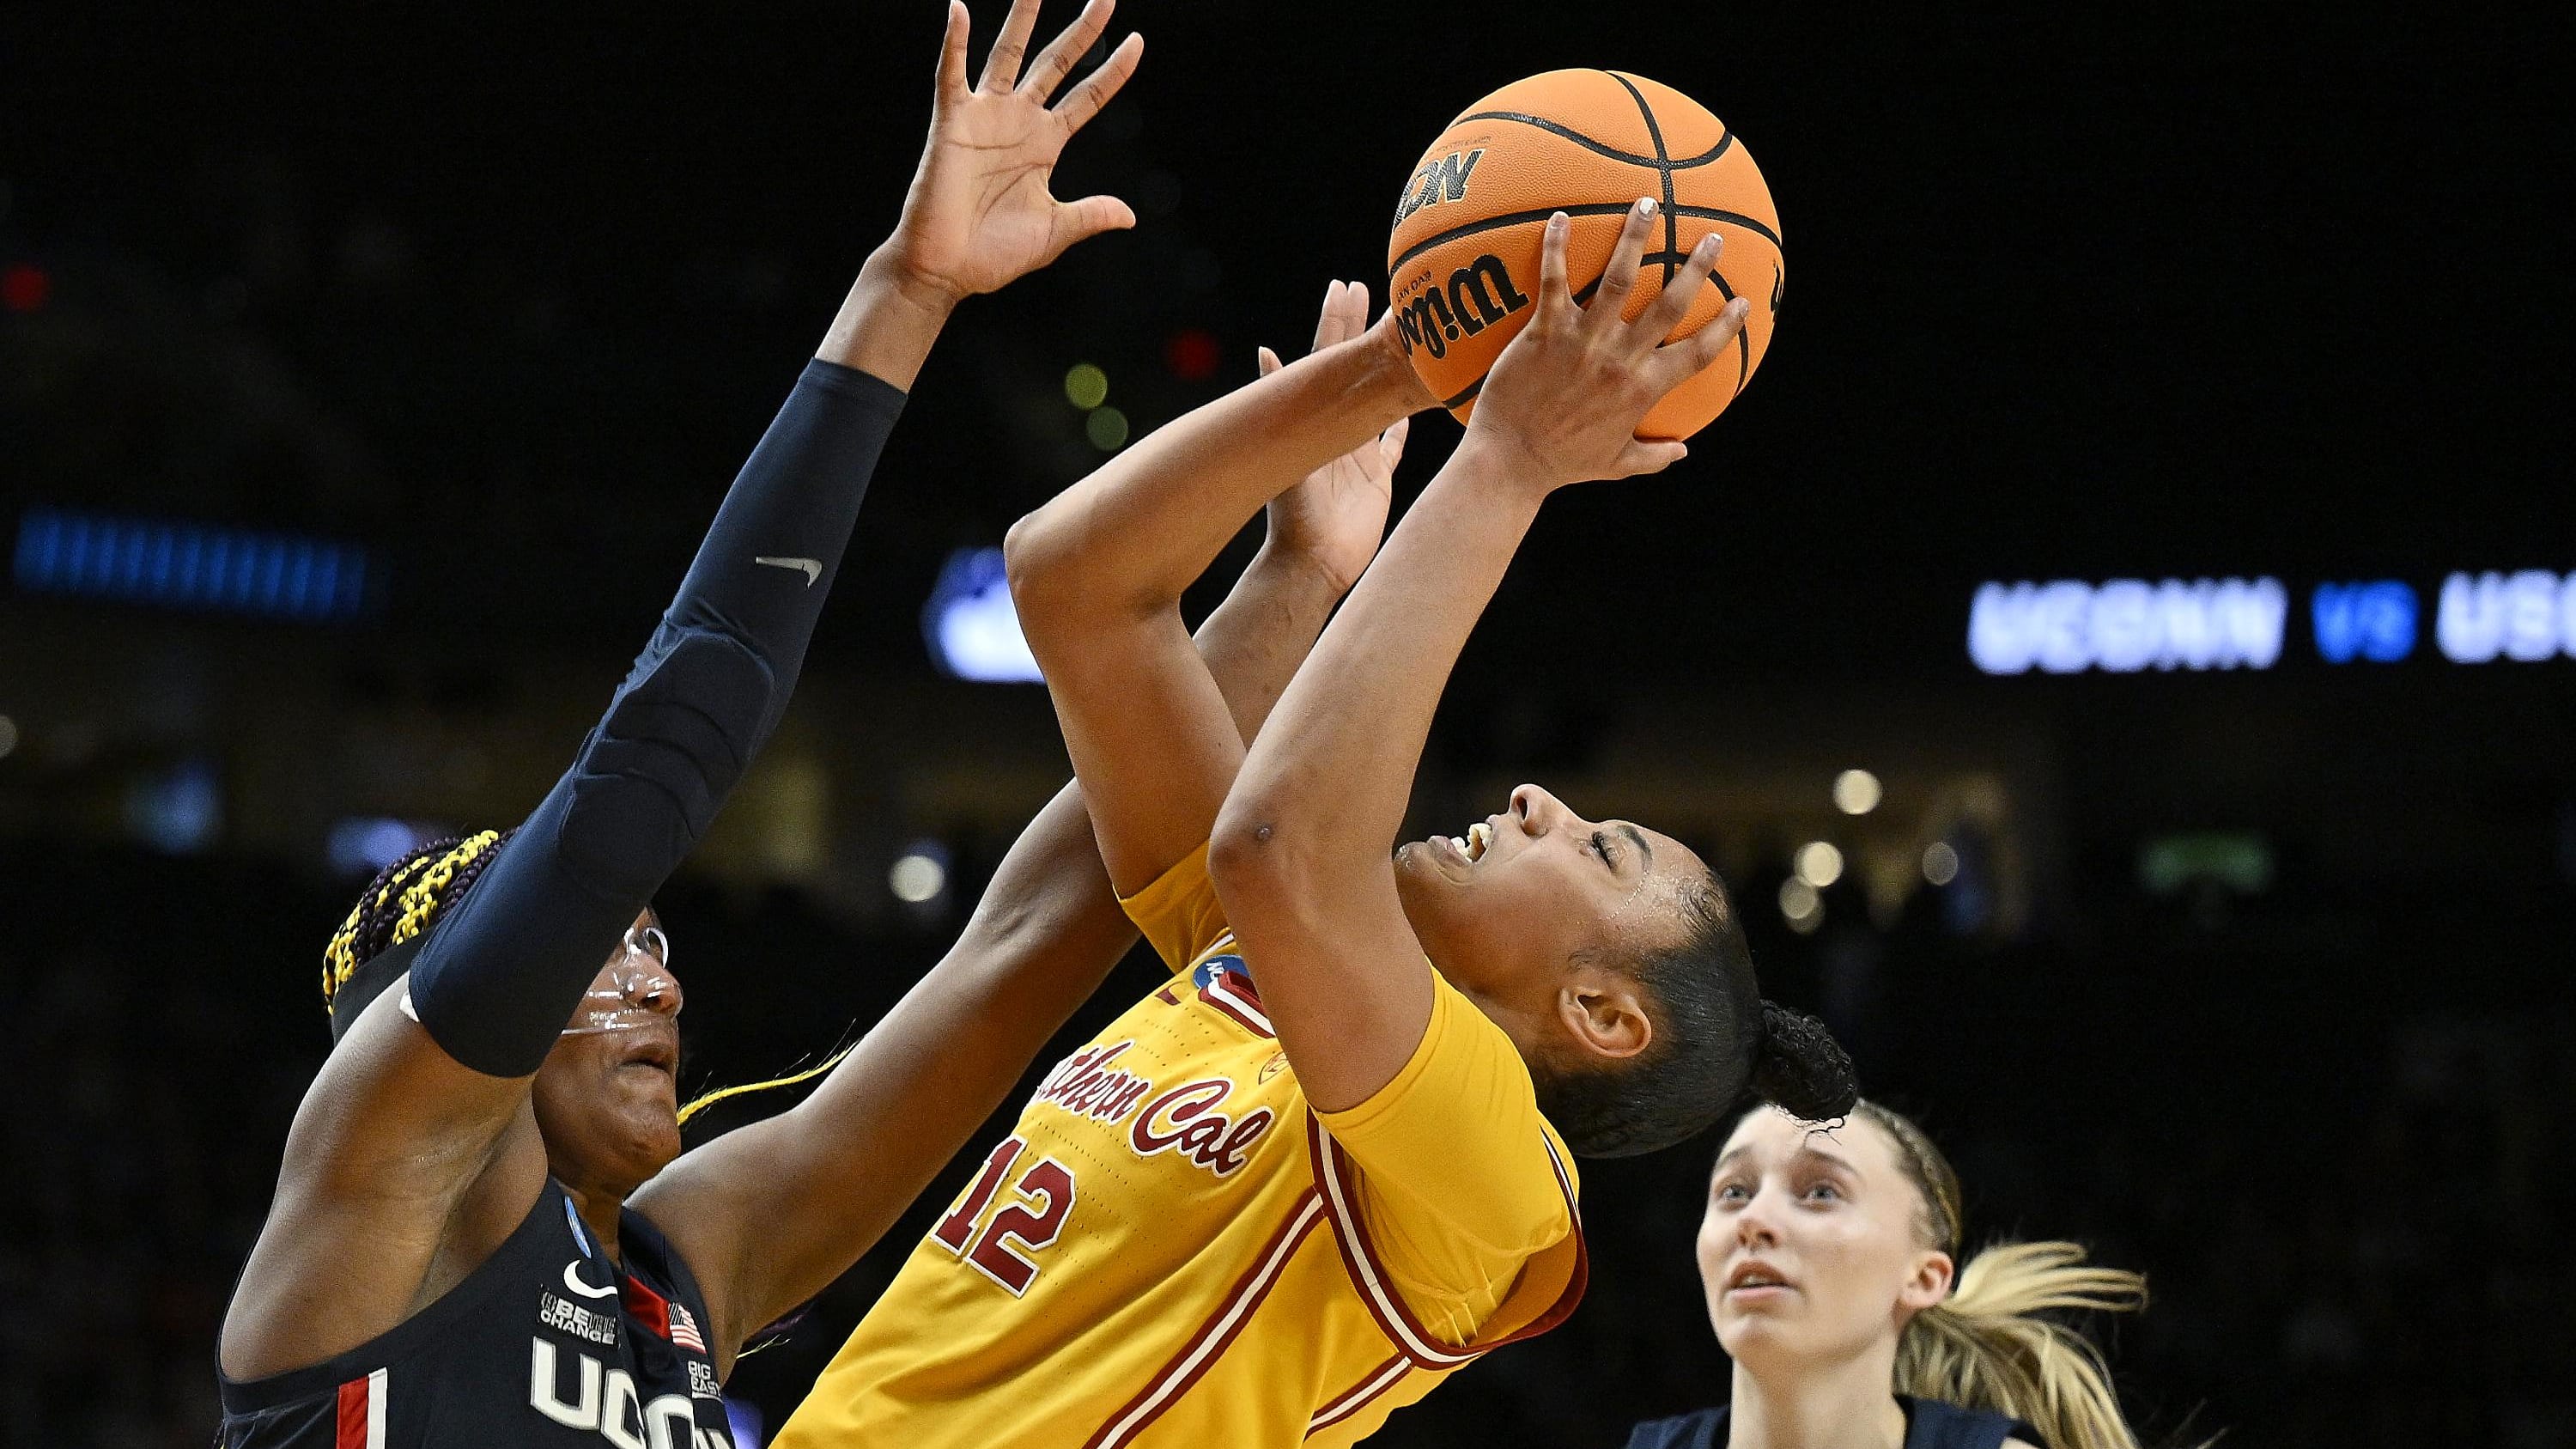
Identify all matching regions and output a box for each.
[1386,70,1784,440]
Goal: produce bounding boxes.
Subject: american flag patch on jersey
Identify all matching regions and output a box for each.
[668,1301,708,1354]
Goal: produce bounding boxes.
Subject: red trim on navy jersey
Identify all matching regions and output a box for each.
[334,1377,368,1449]
[621,1275,671,1340]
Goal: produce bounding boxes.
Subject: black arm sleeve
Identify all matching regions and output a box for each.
[406,358,905,1077]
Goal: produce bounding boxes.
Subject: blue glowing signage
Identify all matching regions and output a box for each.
[1970,578,2287,675]
[1971,570,2576,673]
[922,546,1044,683]
[13,507,375,623]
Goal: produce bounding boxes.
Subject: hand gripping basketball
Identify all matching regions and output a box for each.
[1463,199,1752,491]
[1385,70,1783,439]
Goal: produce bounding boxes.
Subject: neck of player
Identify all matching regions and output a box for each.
[1722,1344,1907,1449]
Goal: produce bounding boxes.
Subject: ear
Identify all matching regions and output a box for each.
[1896,1247,1954,1315]
[1557,971,1654,1062]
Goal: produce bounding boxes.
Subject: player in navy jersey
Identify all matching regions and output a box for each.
[212,3,1243,1443]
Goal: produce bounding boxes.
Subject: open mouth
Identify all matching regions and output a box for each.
[1725,1261,1794,1294]
[1436,820,1492,863]
[619,1035,678,1076]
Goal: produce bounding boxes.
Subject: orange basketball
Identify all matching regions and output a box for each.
[1386,70,1783,440]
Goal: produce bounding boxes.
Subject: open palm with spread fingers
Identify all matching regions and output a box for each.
[1256,280,1409,593]
[1465,198,1753,494]
[887,0,1146,303]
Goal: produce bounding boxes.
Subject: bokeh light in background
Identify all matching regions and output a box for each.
[1832,767,1881,814]
[1084,405,1130,451]
[1163,328,1220,382]
[1921,840,1960,886]
[889,843,950,905]
[1,262,47,312]
[1062,363,1109,411]
[1794,840,1844,889]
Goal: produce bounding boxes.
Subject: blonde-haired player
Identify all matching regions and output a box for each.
[775,206,1856,1448]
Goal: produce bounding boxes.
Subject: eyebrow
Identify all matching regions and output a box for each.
[1619,824,1653,872]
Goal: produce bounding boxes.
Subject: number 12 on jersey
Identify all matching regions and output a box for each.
[933,1135,1077,1296]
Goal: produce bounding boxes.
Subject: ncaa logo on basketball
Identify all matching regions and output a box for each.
[1392,147,1485,226]
[1392,253,1530,362]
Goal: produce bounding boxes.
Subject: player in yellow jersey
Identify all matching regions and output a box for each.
[775,207,1859,1449]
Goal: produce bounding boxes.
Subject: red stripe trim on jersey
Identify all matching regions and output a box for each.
[1306,1354,1411,1437]
[1306,1115,1589,1368]
[1461,1135,1589,1353]
[1304,1115,1474,1368]
[1082,1190,1327,1449]
[335,1367,386,1449]
[1200,970,1274,1038]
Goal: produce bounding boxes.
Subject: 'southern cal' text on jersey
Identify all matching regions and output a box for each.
[775,844,1588,1449]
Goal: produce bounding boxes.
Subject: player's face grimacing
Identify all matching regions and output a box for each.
[1392,783,1704,1065]
[530,910,687,1195]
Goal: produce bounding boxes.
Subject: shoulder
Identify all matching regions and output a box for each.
[1623,1407,1725,1449]
[2002,1440,2044,1449]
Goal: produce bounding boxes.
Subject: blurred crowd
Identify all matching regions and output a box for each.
[3,839,2567,1449]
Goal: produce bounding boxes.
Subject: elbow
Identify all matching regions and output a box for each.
[1207,791,1308,916]
[1001,508,1072,642]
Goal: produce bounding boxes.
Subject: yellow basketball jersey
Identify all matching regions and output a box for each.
[773,855,1586,1449]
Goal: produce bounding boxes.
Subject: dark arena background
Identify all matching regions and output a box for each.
[5,3,2573,1445]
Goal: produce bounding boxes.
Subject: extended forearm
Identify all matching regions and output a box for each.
[408,361,904,1077]
[1223,442,1544,859]
[817,250,958,392]
[1008,335,1415,626]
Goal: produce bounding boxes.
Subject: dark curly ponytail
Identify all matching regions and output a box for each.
[1748,1000,1860,1123]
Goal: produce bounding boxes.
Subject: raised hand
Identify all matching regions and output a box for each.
[1461,198,1753,494]
[1256,281,1407,593]
[882,0,1145,306]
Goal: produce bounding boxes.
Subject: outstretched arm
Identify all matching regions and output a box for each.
[1005,283,1431,897]
[221,0,1140,1383]
[1209,202,1752,1111]
[634,295,1407,1367]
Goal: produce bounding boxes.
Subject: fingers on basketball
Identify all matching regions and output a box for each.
[1383,70,1783,437]
[1588,201,1657,326]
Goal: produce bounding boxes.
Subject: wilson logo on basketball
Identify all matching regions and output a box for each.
[1392,147,1485,226]
[1393,253,1531,362]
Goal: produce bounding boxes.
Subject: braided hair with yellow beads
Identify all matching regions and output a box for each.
[319,830,514,1040]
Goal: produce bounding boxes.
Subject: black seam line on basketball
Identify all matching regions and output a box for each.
[1709,271,1749,394]
[1606,72,1680,284]
[1442,377,1484,411]
[1390,202,1639,272]
[1571,251,1699,304]
[1389,204,1783,277]
[1454,111,1734,170]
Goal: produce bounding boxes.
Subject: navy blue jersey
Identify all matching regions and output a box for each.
[219,1182,733,1449]
[1627,1395,2044,1449]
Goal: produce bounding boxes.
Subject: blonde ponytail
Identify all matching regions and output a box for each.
[1894,1240,2147,1449]
[1854,1102,2154,1449]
